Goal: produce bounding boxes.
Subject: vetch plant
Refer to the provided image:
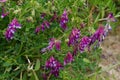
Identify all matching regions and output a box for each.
[5,18,21,40]
[41,38,61,53]
[60,9,68,30]
[0,0,119,80]
[45,56,63,77]
[64,52,74,65]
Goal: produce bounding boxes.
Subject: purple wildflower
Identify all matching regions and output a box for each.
[1,7,9,18]
[47,38,61,51]
[35,26,41,34]
[64,52,74,65]
[89,26,104,45]
[5,18,21,40]
[40,13,46,19]
[41,23,45,31]
[35,21,50,32]
[50,12,58,22]
[79,36,91,53]
[0,0,7,2]
[41,38,61,53]
[107,13,116,22]
[60,10,68,30]
[45,56,63,77]
[68,28,80,46]
[5,27,16,40]
[8,18,21,29]
[43,21,50,28]
[41,48,47,53]
[55,40,61,50]
[104,13,116,36]
[1,12,9,18]
[47,38,55,50]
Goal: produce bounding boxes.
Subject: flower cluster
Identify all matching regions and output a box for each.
[5,18,21,40]
[60,10,68,30]
[35,10,68,34]
[68,14,116,54]
[35,20,50,34]
[35,12,60,34]
[89,26,104,46]
[45,56,63,77]
[41,12,116,79]
[104,13,116,36]
[79,36,91,53]
[64,52,74,65]
[41,38,61,53]
[68,28,80,46]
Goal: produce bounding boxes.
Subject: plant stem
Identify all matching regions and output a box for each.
[18,42,23,54]
[32,70,39,80]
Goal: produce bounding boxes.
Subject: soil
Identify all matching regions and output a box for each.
[99,26,120,80]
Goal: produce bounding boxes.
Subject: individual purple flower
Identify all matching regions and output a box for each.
[36,21,50,32]
[5,27,16,40]
[107,13,116,22]
[68,28,80,46]
[40,13,46,19]
[60,10,68,30]
[41,38,61,53]
[1,12,9,18]
[79,36,91,53]
[61,10,68,22]
[55,40,61,50]
[35,26,41,34]
[89,26,104,45]
[50,12,58,22]
[1,7,9,18]
[45,56,63,77]
[43,21,50,28]
[0,0,7,2]
[64,52,74,65]
[8,18,21,29]
[104,13,116,36]
[41,47,48,53]
[47,38,55,50]
[41,23,45,31]
[60,23,67,30]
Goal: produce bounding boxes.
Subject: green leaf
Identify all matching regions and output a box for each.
[23,72,28,80]
[83,58,91,63]
[34,59,40,71]
[94,13,100,23]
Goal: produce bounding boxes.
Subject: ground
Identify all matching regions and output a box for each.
[100,26,120,80]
